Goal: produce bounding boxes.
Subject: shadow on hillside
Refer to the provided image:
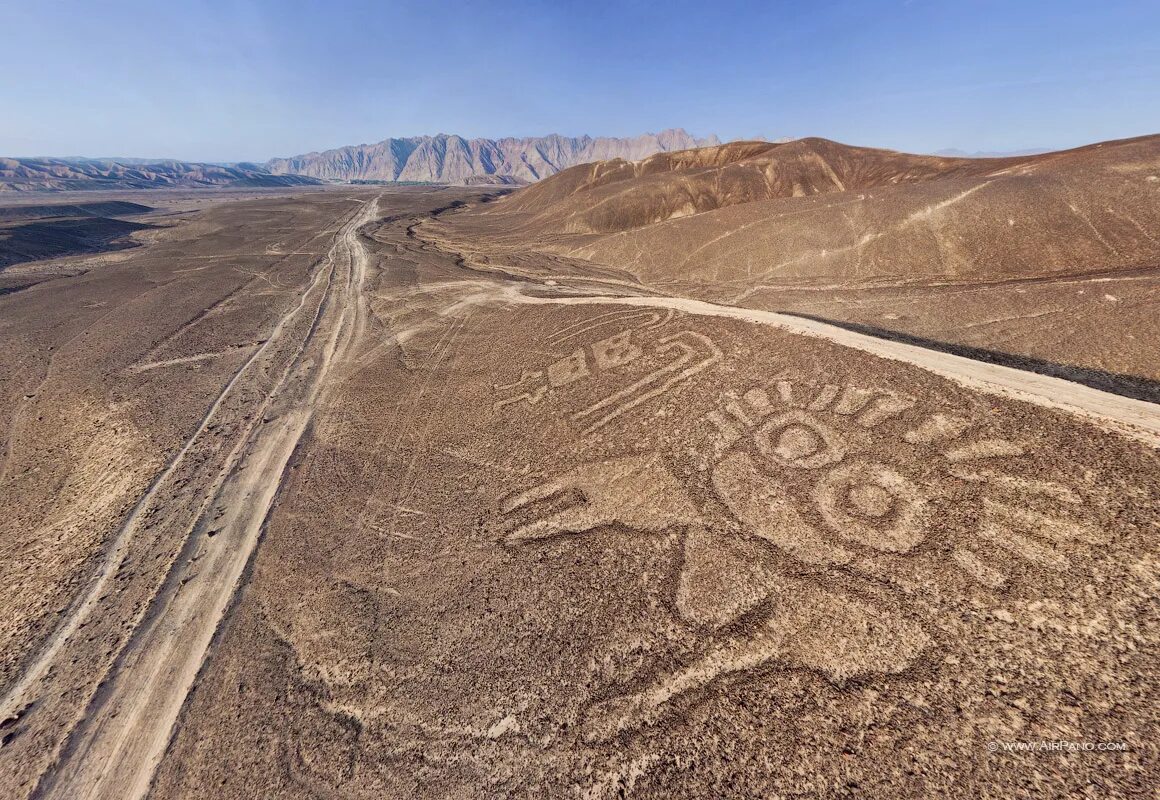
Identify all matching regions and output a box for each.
[0,216,156,269]
[779,311,1160,405]
[0,201,153,222]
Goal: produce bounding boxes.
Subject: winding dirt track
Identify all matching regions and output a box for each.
[0,196,379,800]
[495,288,1160,447]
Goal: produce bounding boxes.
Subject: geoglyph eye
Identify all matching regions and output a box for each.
[814,462,926,553]
[754,410,845,469]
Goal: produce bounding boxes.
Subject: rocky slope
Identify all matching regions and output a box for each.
[438,134,1160,281]
[0,158,324,192]
[427,134,1160,393]
[265,129,720,184]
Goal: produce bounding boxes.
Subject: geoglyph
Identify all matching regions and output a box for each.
[494,318,1113,738]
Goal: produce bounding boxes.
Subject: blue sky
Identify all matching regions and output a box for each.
[3,0,1159,162]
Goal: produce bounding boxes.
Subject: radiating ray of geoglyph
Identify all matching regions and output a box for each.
[493,321,1114,739]
[706,379,1107,587]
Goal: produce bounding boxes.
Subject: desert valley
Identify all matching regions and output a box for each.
[0,127,1156,799]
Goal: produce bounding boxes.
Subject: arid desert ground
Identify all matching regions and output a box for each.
[0,137,1157,799]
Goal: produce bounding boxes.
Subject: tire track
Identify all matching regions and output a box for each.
[0,198,379,800]
[35,196,381,800]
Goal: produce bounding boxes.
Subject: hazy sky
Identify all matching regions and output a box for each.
[3,0,1159,162]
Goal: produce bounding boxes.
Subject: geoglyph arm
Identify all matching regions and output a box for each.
[500,453,702,543]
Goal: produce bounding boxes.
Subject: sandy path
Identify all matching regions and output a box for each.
[499,288,1160,446]
[0,250,335,728]
[31,197,380,800]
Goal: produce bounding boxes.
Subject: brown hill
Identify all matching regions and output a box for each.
[0,201,160,269]
[0,200,152,221]
[501,138,1005,232]
[440,134,1160,283]
[426,134,1160,391]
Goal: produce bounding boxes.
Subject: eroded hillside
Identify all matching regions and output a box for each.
[428,135,1160,389]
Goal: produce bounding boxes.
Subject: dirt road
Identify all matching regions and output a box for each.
[43,196,378,799]
[0,195,379,799]
[494,288,1160,446]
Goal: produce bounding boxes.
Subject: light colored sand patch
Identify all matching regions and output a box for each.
[126,348,249,374]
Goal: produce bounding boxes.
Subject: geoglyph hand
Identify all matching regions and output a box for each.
[500,449,931,741]
[499,453,702,543]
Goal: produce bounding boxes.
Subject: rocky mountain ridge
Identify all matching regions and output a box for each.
[265,129,721,184]
[0,158,324,192]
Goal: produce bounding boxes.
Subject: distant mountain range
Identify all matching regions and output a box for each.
[0,129,722,192]
[265,129,721,185]
[0,158,324,192]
